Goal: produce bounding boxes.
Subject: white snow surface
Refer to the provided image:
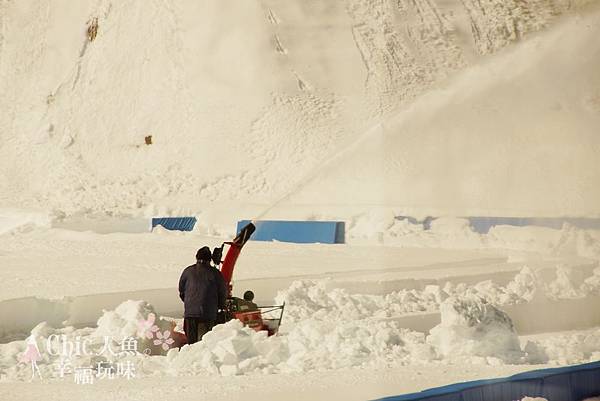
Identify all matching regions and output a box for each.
[2,0,600,400]
[1,211,600,400]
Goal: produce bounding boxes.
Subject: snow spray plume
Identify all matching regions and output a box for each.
[253,123,384,220]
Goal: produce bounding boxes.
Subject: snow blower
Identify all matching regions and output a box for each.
[172,222,284,346]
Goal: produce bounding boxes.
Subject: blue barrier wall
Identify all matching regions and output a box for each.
[151,217,197,232]
[375,361,600,401]
[467,217,600,234]
[394,216,600,234]
[237,220,345,244]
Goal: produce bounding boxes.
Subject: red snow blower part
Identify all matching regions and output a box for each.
[172,222,285,346]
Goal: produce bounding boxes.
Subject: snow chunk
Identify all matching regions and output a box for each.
[168,320,284,376]
[428,296,523,363]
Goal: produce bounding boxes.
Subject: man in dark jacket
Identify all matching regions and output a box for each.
[178,246,227,344]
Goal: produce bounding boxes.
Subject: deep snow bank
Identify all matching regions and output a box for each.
[0,301,436,380]
[344,215,600,261]
[275,265,600,325]
[4,268,600,382]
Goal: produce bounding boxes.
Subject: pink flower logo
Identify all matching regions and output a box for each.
[20,335,42,380]
[153,330,174,351]
[137,313,159,339]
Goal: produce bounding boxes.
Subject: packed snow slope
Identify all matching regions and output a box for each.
[292,8,600,217]
[1,0,599,219]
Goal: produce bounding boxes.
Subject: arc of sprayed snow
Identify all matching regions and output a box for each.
[253,122,385,220]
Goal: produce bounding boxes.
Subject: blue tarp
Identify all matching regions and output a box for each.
[151,217,197,232]
[237,220,345,244]
[375,361,600,401]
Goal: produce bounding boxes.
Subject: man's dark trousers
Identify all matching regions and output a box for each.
[184,318,214,344]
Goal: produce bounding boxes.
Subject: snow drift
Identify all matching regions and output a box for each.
[3,266,600,382]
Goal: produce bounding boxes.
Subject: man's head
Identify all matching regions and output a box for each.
[196,246,212,263]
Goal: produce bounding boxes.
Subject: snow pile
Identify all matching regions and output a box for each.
[3,289,600,381]
[515,265,600,301]
[523,326,600,365]
[577,230,600,260]
[344,214,600,261]
[0,300,178,381]
[94,300,174,355]
[1,261,600,381]
[455,263,600,305]
[283,319,434,371]
[545,265,588,299]
[275,265,600,326]
[95,300,169,339]
[166,318,435,375]
[0,296,436,380]
[446,266,540,306]
[274,280,443,324]
[427,296,524,364]
[583,267,600,294]
[166,320,285,376]
[345,211,427,244]
[346,216,484,248]
[552,224,600,260]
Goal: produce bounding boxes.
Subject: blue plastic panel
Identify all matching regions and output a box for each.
[375,361,600,401]
[151,217,197,232]
[394,216,600,234]
[237,220,345,244]
[467,217,600,234]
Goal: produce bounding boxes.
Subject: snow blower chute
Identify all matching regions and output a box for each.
[173,222,284,345]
